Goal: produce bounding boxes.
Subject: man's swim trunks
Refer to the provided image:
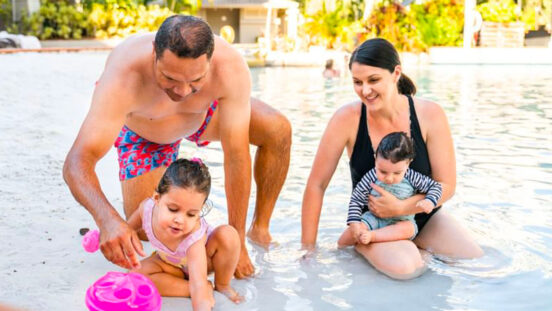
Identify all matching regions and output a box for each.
[114,101,218,180]
[185,100,218,147]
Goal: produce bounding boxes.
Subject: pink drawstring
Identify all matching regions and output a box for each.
[190,157,203,165]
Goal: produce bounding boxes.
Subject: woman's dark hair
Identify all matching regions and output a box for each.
[156,158,211,199]
[154,15,214,60]
[349,38,416,95]
[375,132,415,163]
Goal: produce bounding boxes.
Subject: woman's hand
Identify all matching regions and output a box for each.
[367,183,405,218]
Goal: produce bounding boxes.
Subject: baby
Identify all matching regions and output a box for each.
[338,132,442,247]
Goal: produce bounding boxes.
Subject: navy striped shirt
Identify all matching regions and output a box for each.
[347,168,442,223]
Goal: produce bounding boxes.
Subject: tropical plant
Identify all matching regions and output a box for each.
[477,0,520,23]
[88,3,174,38]
[411,0,464,47]
[362,0,426,52]
[521,0,552,31]
[0,0,13,30]
[18,0,89,39]
[301,2,358,50]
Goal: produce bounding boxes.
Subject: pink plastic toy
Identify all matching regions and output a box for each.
[85,271,161,311]
[82,229,100,253]
[82,230,162,310]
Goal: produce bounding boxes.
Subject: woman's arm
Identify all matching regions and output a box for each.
[187,236,214,311]
[302,105,357,249]
[422,101,456,205]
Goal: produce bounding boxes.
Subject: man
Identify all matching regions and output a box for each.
[63,15,291,278]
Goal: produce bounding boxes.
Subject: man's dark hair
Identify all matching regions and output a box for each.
[375,132,416,163]
[154,15,214,60]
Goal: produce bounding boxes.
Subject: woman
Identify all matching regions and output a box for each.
[301,38,483,279]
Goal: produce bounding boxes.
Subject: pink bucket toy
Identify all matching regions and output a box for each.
[85,271,161,311]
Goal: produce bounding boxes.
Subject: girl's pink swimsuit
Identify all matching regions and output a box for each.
[142,198,213,270]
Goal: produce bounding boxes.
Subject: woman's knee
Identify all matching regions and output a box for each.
[355,243,425,280]
[379,256,426,280]
[415,210,484,259]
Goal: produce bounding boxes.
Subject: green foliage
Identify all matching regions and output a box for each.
[18,0,89,39]
[165,0,199,14]
[411,0,464,47]
[0,0,13,30]
[521,0,551,31]
[13,0,194,39]
[88,3,174,38]
[477,0,520,23]
[301,2,357,50]
[362,0,426,52]
[82,0,141,11]
[300,0,466,52]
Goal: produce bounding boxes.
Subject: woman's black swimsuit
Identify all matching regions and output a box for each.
[348,95,441,233]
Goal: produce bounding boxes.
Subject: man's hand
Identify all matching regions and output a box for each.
[99,217,145,269]
[234,245,254,278]
[368,183,404,218]
[416,199,434,214]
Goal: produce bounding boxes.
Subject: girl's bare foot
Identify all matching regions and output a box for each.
[215,285,244,304]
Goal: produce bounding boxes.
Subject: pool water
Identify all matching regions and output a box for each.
[0,52,551,310]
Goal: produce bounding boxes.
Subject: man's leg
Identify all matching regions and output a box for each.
[121,167,167,240]
[246,98,292,246]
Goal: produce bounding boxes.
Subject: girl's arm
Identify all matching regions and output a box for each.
[302,104,357,249]
[127,200,145,231]
[187,236,214,311]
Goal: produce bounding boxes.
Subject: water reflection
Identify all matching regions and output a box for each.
[0,53,551,310]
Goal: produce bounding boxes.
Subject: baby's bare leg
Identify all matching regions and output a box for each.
[206,225,243,303]
[370,221,415,243]
[133,253,190,297]
[338,223,370,248]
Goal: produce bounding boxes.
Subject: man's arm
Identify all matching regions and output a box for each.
[216,54,253,278]
[63,68,144,269]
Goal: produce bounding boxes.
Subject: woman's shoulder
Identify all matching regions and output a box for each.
[412,96,450,136]
[333,101,362,120]
[412,96,447,120]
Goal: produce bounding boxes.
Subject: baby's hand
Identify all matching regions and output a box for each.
[349,222,364,242]
[359,231,372,245]
[416,199,434,213]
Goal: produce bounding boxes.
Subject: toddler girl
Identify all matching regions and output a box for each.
[128,158,242,310]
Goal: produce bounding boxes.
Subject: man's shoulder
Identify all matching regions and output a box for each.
[105,34,153,78]
[100,36,152,95]
[210,37,249,89]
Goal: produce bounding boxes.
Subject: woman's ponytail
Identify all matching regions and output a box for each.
[397,73,416,95]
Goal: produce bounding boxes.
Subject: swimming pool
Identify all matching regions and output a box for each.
[0,52,551,310]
